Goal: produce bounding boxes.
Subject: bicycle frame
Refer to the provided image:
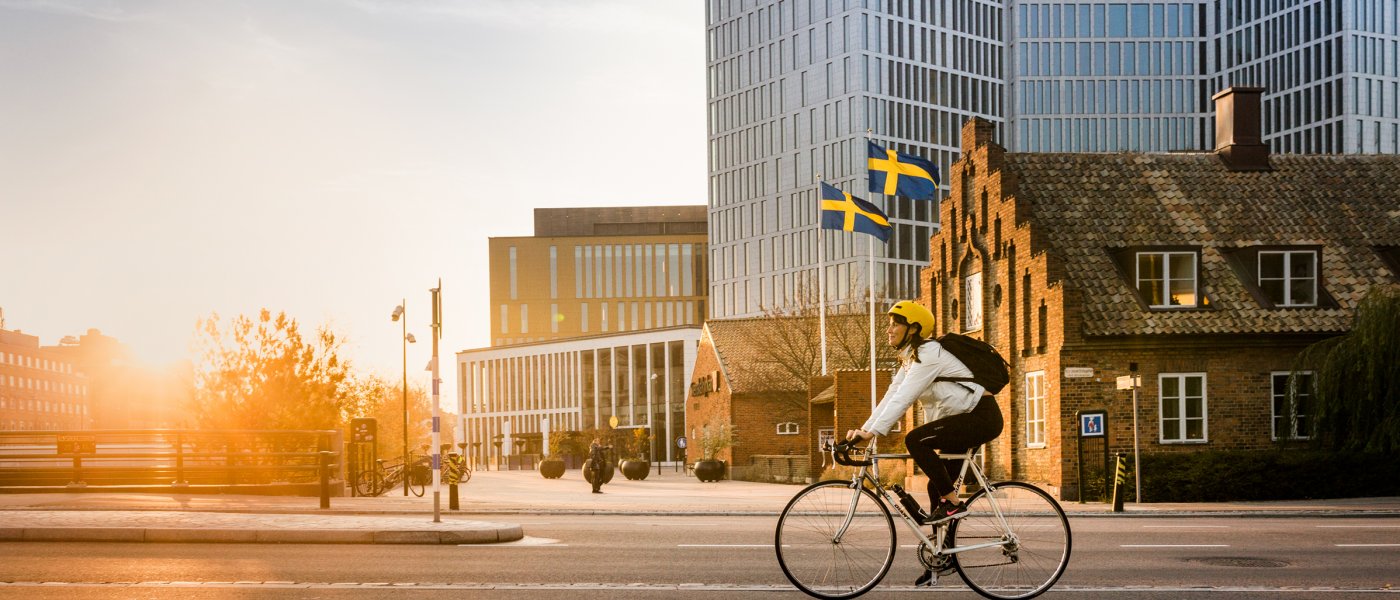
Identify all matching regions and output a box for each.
[834,442,1017,557]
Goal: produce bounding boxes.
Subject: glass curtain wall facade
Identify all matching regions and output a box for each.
[457,328,701,468]
[1010,1,1212,151]
[1010,0,1400,154]
[1210,0,1399,154]
[705,0,1006,319]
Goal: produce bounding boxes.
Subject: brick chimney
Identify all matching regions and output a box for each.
[1213,86,1271,171]
[961,117,996,151]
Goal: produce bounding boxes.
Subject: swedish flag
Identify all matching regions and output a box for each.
[820,182,891,242]
[868,140,940,200]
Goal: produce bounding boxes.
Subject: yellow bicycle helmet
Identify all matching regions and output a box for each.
[887,300,935,340]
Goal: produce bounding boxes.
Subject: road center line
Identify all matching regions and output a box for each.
[678,544,772,548]
[1142,520,1232,525]
[1121,544,1230,548]
[1335,544,1400,547]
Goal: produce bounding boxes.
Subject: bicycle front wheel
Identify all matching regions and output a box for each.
[949,481,1071,600]
[354,470,380,497]
[774,480,896,600]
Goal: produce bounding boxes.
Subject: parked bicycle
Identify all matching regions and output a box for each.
[354,455,431,497]
[775,441,1071,600]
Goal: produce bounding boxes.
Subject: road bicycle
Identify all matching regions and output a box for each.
[775,441,1071,600]
[354,455,431,497]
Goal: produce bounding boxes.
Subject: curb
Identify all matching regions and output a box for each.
[0,525,524,545]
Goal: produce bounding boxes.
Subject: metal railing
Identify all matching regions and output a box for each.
[0,429,343,505]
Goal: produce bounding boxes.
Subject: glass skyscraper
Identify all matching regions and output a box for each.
[707,0,1399,318]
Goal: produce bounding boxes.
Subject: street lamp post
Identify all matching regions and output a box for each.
[391,301,416,497]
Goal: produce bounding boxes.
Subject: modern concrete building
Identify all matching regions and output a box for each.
[707,0,1399,318]
[463,206,710,468]
[456,327,702,468]
[488,206,708,346]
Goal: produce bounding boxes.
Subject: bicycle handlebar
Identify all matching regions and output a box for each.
[831,440,874,467]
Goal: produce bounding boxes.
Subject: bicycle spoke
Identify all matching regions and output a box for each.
[950,481,1071,600]
[775,481,896,599]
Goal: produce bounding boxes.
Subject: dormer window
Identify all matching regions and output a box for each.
[1136,251,1198,308]
[1259,250,1317,306]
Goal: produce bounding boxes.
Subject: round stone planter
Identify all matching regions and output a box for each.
[694,459,726,482]
[583,459,615,485]
[620,459,651,481]
[538,458,565,479]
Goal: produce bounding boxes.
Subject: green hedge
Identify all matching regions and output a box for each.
[1117,450,1400,502]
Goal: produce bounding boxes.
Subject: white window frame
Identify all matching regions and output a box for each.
[1025,371,1046,448]
[1258,250,1318,307]
[1271,371,1313,440]
[776,422,800,435]
[964,271,984,331]
[1158,372,1208,443]
[1136,251,1198,308]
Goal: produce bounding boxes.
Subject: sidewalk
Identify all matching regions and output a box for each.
[2,468,1396,544]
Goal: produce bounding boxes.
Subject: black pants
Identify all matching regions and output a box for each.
[905,395,1004,504]
[589,467,603,492]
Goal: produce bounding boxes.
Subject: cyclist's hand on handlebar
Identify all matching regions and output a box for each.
[844,429,874,443]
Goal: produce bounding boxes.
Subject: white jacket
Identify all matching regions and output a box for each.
[860,340,985,436]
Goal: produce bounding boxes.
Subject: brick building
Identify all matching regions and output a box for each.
[0,328,89,431]
[927,87,1400,499]
[686,314,888,480]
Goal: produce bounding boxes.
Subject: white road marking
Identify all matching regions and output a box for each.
[1335,544,1400,547]
[678,544,772,548]
[1121,544,1230,548]
[1317,525,1400,528]
[1142,520,1232,525]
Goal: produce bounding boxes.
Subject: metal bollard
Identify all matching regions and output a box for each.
[319,451,333,509]
[1111,452,1128,513]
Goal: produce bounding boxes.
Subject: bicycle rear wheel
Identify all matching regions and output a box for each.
[408,465,428,497]
[774,480,896,600]
[948,481,1071,600]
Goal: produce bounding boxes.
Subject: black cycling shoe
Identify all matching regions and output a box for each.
[925,499,969,525]
[914,569,935,587]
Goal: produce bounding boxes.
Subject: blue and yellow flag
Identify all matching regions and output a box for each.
[868,140,940,200]
[820,182,891,242]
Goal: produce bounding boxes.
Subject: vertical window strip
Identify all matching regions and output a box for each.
[1025,371,1046,447]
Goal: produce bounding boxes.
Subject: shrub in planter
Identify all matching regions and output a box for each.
[694,459,726,482]
[538,458,565,479]
[620,459,650,480]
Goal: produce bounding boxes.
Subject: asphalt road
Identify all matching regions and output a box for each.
[2,514,1397,599]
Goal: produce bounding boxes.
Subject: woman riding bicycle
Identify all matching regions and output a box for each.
[844,300,1004,525]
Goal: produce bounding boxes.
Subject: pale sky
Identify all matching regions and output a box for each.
[0,0,708,408]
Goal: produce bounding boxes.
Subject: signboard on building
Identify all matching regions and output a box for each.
[57,434,96,454]
[1064,367,1094,378]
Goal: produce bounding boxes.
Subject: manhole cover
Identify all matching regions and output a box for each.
[1185,557,1289,568]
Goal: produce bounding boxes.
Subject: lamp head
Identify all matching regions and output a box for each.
[405,333,416,343]
[391,305,404,322]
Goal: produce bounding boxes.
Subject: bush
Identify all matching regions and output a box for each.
[1120,450,1400,502]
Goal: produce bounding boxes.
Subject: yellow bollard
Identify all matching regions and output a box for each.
[1111,453,1128,512]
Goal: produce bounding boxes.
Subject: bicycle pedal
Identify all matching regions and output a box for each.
[914,569,937,587]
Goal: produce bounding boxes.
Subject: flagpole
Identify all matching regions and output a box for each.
[868,236,876,412]
[817,176,827,376]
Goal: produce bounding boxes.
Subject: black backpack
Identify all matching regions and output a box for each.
[933,333,1010,394]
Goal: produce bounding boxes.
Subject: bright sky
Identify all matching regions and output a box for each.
[0,0,707,408]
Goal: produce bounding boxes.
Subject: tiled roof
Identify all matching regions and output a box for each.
[706,314,881,393]
[1003,152,1400,336]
